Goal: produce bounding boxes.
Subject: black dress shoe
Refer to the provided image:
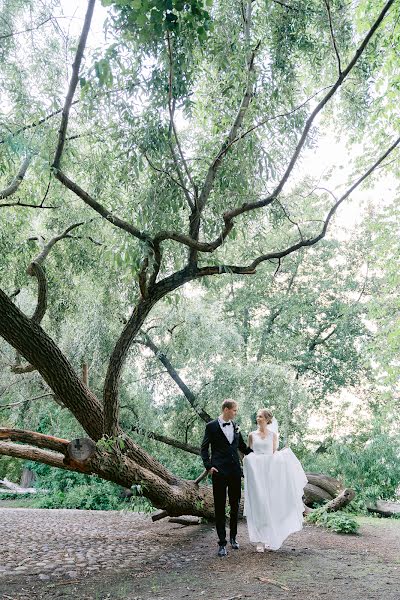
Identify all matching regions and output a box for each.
[230,538,239,550]
[217,545,227,557]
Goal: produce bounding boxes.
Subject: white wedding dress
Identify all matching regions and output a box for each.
[243,429,308,550]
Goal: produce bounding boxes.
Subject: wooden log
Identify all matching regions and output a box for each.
[304,483,333,505]
[367,500,400,518]
[325,488,355,512]
[152,509,169,522]
[169,516,201,525]
[66,438,96,462]
[194,469,208,485]
[305,472,342,497]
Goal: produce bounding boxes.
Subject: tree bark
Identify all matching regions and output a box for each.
[325,488,355,512]
[367,500,400,518]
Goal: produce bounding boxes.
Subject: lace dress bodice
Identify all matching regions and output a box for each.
[251,430,274,455]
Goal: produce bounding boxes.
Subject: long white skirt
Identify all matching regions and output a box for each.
[243,448,308,550]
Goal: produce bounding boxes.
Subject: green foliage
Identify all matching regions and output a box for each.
[27,465,129,510]
[303,425,400,505]
[102,0,212,47]
[0,456,23,481]
[307,507,359,534]
[1,0,399,507]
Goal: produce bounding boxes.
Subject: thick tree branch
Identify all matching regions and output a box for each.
[0,427,69,453]
[324,0,342,75]
[201,0,396,229]
[0,156,31,200]
[54,170,150,243]
[196,136,400,274]
[52,0,96,169]
[103,298,159,437]
[0,288,105,440]
[137,331,211,423]
[0,441,70,471]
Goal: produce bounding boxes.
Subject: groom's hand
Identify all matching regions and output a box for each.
[209,467,219,475]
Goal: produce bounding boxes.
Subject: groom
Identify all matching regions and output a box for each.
[201,399,253,557]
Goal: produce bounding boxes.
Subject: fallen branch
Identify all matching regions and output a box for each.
[258,576,290,591]
[367,500,400,518]
[168,516,201,525]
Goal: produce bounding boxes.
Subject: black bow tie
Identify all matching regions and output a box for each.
[222,422,231,427]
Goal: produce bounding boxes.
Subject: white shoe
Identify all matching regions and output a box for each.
[256,543,265,553]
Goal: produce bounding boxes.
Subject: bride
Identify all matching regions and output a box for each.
[243,408,308,552]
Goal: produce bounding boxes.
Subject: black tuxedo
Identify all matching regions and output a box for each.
[201,419,253,546]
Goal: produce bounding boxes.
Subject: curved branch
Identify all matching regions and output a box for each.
[199,136,400,274]
[31,221,86,266]
[199,0,396,229]
[0,156,31,200]
[52,0,96,169]
[54,170,150,243]
[27,262,48,324]
[25,222,86,327]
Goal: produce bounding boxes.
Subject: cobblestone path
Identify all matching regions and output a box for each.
[0,509,399,600]
[0,508,208,598]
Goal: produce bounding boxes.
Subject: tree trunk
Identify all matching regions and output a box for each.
[325,488,355,511]
[367,500,400,518]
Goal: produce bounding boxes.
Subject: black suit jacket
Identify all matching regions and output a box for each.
[201,419,253,477]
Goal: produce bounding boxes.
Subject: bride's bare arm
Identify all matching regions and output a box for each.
[248,432,253,449]
[273,432,278,453]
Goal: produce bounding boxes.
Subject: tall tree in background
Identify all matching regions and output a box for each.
[0,0,399,516]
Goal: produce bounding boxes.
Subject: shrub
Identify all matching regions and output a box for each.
[307,507,359,534]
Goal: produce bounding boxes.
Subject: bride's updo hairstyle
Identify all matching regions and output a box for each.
[259,408,273,424]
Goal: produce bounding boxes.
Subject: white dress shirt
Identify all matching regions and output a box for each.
[218,417,234,444]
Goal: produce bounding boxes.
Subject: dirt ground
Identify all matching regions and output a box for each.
[0,511,399,600]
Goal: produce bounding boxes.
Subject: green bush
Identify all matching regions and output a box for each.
[0,491,33,500]
[307,507,359,534]
[302,428,400,506]
[32,477,128,510]
[0,457,23,482]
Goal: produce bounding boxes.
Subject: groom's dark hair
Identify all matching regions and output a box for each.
[221,399,238,411]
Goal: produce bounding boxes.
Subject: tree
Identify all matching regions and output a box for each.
[0,0,399,517]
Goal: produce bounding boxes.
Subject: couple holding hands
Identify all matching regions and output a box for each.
[201,399,307,557]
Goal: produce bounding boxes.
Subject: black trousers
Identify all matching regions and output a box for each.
[212,471,241,546]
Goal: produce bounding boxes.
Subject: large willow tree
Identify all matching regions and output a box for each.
[0,0,399,516]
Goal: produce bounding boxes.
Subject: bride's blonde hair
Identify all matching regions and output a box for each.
[258,408,273,424]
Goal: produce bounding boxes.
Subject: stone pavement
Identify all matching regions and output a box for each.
[0,508,206,591]
[1,509,399,600]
